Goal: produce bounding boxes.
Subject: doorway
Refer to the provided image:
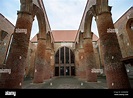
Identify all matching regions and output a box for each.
[55,47,75,76]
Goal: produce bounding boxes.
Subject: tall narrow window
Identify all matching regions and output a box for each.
[3,34,13,64]
[130,21,133,30]
[71,50,74,63]
[66,47,69,64]
[55,50,59,64]
[60,47,64,64]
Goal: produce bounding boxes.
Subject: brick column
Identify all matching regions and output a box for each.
[74,49,79,77]
[27,48,36,78]
[83,38,97,82]
[50,51,55,78]
[95,7,130,88]
[33,34,46,83]
[78,48,87,80]
[74,43,80,77]
[1,11,33,88]
[44,48,52,80]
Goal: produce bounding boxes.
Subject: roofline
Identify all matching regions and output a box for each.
[31,41,75,43]
[114,6,133,24]
[51,30,78,42]
[0,13,15,27]
[54,41,75,43]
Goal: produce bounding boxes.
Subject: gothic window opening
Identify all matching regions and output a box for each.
[130,20,133,30]
[0,30,8,41]
[54,47,75,76]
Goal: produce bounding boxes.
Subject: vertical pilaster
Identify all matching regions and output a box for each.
[83,38,97,82]
[44,48,52,80]
[74,48,79,77]
[28,48,36,78]
[50,50,55,78]
[33,34,46,83]
[78,48,86,80]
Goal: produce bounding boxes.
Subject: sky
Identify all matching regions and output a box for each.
[0,0,132,39]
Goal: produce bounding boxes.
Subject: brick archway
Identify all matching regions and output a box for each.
[126,18,133,45]
[0,0,49,88]
[82,0,131,88]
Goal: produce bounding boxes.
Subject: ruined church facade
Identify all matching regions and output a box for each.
[0,0,133,89]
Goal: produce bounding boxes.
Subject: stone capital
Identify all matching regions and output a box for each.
[17,11,32,15]
[37,33,46,41]
[46,47,52,51]
[83,37,92,40]
[37,38,46,41]
[17,11,34,23]
[90,5,112,17]
[83,38,92,45]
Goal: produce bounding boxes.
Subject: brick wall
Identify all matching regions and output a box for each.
[115,7,133,58]
[0,14,14,65]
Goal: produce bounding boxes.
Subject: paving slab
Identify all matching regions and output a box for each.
[22,76,108,89]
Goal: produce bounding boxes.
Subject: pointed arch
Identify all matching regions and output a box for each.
[54,46,75,76]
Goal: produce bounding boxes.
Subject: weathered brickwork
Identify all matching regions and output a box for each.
[0,0,132,89]
[96,12,130,88]
[25,42,37,78]
[0,14,14,65]
[115,7,133,66]
[33,38,46,83]
[77,48,86,80]
[83,38,97,82]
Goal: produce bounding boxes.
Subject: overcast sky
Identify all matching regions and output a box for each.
[0,0,132,39]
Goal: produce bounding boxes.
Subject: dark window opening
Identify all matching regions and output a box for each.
[66,47,69,64]
[55,67,59,76]
[61,47,64,64]
[60,66,64,76]
[0,30,8,41]
[71,66,75,76]
[71,50,74,63]
[130,21,133,30]
[55,50,59,64]
[66,67,70,76]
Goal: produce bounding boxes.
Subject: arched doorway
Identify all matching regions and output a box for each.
[55,47,75,76]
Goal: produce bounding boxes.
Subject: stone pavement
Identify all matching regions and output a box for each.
[22,76,108,89]
[22,76,133,89]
